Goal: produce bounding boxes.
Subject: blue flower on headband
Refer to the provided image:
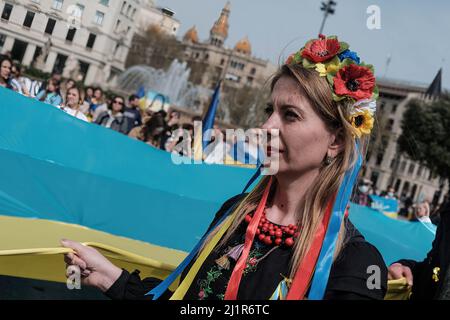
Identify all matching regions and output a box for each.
[338,49,360,64]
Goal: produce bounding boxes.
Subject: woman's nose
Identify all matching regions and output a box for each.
[261,113,280,131]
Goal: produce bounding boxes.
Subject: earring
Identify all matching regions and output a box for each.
[324,155,334,165]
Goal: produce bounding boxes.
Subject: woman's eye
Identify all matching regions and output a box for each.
[264,105,273,115]
[284,110,299,120]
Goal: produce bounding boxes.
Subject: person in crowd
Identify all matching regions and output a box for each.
[410,199,432,223]
[89,87,108,122]
[399,195,413,218]
[35,78,63,106]
[161,110,182,151]
[57,86,89,122]
[84,87,94,104]
[383,186,398,200]
[388,199,450,299]
[62,35,387,300]
[123,94,143,134]
[0,55,13,89]
[94,95,129,134]
[138,112,167,148]
[354,179,373,207]
[60,78,76,99]
[9,64,30,96]
[165,123,194,157]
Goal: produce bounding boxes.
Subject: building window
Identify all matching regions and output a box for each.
[250,67,256,75]
[376,153,383,166]
[23,11,35,28]
[126,4,132,16]
[220,58,225,66]
[400,161,406,173]
[121,1,127,13]
[75,3,84,16]
[0,33,6,50]
[408,163,415,175]
[247,76,254,85]
[11,39,28,63]
[131,8,136,18]
[33,46,42,62]
[392,103,398,114]
[115,19,121,31]
[94,11,104,25]
[370,171,379,187]
[380,101,386,111]
[52,53,68,74]
[390,158,396,169]
[52,0,63,10]
[1,3,13,21]
[416,165,423,178]
[394,179,401,192]
[99,0,109,6]
[127,26,131,35]
[78,60,90,81]
[386,118,394,131]
[66,27,76,42]
[86,33,96,49]
[45,18,56,35]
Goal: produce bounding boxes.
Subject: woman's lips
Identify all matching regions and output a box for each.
[267,146,284,157]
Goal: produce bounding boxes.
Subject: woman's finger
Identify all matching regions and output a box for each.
[66,253,87,270]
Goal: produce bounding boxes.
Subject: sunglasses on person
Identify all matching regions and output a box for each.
[113,100,124,105]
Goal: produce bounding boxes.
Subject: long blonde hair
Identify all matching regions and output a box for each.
[199,63,370,284]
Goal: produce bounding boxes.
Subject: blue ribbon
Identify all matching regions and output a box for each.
[147,165,263,299]
[308,142,363,300]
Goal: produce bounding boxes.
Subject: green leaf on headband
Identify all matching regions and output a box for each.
[302,58,315,69]
[332,92,346,102]
[360,62,375,73]
[326,73,335,86]
[338,42,349,53]
[340,58,354,68]
[372,86,379,101]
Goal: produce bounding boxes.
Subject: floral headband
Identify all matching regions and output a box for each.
[285,34,378,138]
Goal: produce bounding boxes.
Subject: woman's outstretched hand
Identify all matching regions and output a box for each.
[61,239,123,292]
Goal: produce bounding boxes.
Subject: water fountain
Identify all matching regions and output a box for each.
[114,60,212,113]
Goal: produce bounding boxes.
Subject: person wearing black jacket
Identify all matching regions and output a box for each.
[388,200,450,299]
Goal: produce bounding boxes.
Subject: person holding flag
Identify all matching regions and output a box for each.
[62,35,387,300]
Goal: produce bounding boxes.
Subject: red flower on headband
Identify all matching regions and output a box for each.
[333,64,376,100]
[301,36,340,63]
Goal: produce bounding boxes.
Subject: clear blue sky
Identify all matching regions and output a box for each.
[156,0,450,90]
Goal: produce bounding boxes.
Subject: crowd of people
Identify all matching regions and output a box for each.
[353,176,441,224]
[0,54,213,159]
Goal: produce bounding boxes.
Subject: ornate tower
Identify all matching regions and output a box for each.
[209,1,230,47]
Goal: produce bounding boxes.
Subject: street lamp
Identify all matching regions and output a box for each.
[319,0,337,35]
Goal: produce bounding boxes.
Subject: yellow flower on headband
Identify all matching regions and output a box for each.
[349,109,374,138]
[315,57,340,77]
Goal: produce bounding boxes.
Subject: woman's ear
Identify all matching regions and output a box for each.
[327,129,345,158]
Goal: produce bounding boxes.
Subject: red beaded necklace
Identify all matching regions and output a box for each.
[244,210,300,247]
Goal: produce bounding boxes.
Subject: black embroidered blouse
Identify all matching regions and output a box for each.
[105,195,388,300]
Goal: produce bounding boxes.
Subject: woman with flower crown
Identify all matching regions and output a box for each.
[61,35,387,300]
